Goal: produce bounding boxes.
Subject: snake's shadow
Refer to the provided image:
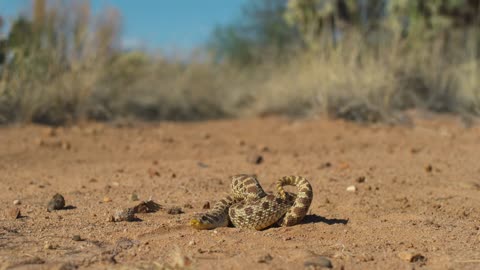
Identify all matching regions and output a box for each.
[301,214,349,225]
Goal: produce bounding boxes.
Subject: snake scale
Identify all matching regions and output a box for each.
[190,174,313,230]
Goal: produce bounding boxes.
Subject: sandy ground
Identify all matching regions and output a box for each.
[0,114,479,270]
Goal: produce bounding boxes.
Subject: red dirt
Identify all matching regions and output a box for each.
[0,115,479,269]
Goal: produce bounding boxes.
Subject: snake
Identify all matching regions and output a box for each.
[190,174,313,230]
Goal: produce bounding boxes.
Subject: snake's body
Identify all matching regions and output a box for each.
[190,175,313,230]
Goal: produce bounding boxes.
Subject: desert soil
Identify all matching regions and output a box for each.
[0,114,479,270]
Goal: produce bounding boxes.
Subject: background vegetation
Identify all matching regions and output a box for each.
[1,0,480,125]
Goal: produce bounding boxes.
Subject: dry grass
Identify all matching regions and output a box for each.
[1,2,480,125]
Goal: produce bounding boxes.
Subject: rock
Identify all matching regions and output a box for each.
[346,185,357,192]
[103,196,112,203]
[133,200,162,213]
[258,145,270,152]
[247,154,263,165]
[257,254,273,263]
[44,242,55,250]
[47,193,65,212]
[397,251,426,262]
[113,208,136,222]
[147,168,160,178]
[303,256,333,269]
[9,208,21,219]
[129,193,139,201]
[72,235,82,241]
[318,162,332,169]
[167,207,184,215]
[202,201,211,209]
[13,200,21,205]
[356,176,366,183]
[61,141,71,150]
[197,162,209,168]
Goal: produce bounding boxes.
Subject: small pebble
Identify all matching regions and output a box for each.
[9,208,21,219]
[346,185,357,192]
[318,162,332,169]
[247,154,263,165]
[197,162,209,168]
[397,251,426,262]
[425,164,433,173]
[113,208,136,222]
[258,145,270,152]
[188,240,196,246]
[129,193,139,201]
[257,254,273,263]
[202,202,211,209]
[72,235,82,241]
[303,256,333,268]
[103,196,112,203]
[356,176,366,183]
[167,207,184,215]
[44,242,55,250]
[13,200,21,205]
[133,200,162,213]
[47,193,65,212]
[147,168,160,177]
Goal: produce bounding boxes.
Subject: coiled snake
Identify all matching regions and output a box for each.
[190,174,313,230]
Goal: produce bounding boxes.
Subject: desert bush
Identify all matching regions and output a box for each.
[0,0,480,125]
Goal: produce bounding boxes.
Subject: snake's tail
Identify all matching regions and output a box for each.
[276,176,313,226]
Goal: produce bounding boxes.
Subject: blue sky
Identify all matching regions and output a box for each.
[0,0,247,51]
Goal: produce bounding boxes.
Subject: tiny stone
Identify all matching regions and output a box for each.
[9,208,21,219]
[103,197,112,203]
[425,164,433,173]
[13,200,21,205]
[257,254,273,263]
[202,202,211,209]
[113,208,136,222]
[258,145,270,152]
[247,154,263,165]
[188,240,196,246]
[72,235,82,241]
[397,251,426,262]
[304,256,333,268]
[44,242,55,250]
[133,200,162,213]
[61,141,71,150]
[167,207,184,215]
[346,185,357,192]
[129,193,139,201]
[147,168,160,177]
[47,193,65,212]
[356,176,366,183]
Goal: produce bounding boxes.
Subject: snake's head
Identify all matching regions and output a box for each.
[190,218,215,230]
